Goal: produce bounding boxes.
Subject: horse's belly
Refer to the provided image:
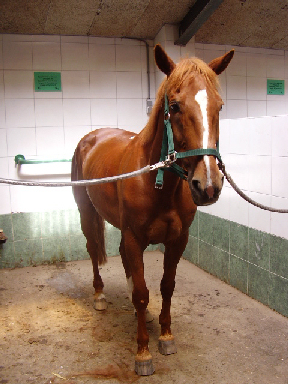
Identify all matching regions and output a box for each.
[148,212,183,244]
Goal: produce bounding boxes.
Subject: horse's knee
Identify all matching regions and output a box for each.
[132,286,149,310]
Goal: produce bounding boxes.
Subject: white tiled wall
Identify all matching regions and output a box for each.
[195,43,288,119]
[0,34,154,214]
[199,115,288,240]
[1,28,288,241]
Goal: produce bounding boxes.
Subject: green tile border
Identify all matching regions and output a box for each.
[199,241,214,273]
[269,274,288,317]
[229,254,248,294]
[0,209,288,318]
[248,228,270,270]
[189,210,199,238]
[14,239,43,267]
[12,212,42,241]
[0,241,15,268]
[183,235,199,265]
[183,211,288,318]
[0,210,161,269]
[199,212,214,244]
[213,247,229,283]
[213,217,230,252]
[0,214,13,240]
[70,234,88,261]
[42,236,70,264]
[248,263,270,306]
[270,235,288,278]
[230,222,248,260]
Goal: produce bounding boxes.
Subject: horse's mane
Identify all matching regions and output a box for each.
[159,57,219,100]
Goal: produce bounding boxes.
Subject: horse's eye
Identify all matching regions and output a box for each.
[170,102,180,113]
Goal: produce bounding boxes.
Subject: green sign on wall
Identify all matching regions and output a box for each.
[34,72,61,92]
[267,79,285,95]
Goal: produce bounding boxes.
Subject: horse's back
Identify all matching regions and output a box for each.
[73,128,133,171]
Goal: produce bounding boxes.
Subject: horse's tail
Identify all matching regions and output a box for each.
[71,146,107,266]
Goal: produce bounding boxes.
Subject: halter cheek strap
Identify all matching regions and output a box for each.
[155,93,222,189]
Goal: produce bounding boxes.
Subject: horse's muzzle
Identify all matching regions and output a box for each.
[189,175,224,206]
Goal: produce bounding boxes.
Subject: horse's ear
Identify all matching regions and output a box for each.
[154,44,176,77]
[208,49,234,75]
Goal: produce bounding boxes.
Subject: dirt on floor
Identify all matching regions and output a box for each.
[0,251,287,384]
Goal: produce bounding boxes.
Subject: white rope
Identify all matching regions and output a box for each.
[0,163,165,187]
[1,161,288,213]
[221,164,288,213]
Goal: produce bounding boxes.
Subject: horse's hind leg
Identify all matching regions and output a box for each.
[73,187,107,310]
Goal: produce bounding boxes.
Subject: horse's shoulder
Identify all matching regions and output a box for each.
[77,128,134,160]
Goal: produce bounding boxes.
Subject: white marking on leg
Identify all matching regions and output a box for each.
[95,293,106,300]
[127,276,134,302]
[127,276,153,322]
[94,292,107,310]
[195,89,212,185]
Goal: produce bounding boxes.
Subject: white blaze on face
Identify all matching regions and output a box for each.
[195,89,212,185]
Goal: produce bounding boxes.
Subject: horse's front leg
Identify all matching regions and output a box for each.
[122,229,154,376]
[159,231,189,355]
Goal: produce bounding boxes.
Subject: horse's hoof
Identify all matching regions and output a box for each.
[158,337,177,355]
[135,359,155,376]
[134,309,154,323]
[93,293,107,311]
[145,309,154,323]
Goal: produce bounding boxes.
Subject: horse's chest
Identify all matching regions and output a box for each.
[148,211,183,244]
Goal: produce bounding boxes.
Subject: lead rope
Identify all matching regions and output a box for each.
[1,157,288,213]
[220,163,288,213]
[0,165,152,187]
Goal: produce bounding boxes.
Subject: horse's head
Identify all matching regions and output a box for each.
[154,45,234,206]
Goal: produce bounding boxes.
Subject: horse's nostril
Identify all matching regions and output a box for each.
[206,185,215,199]
[192,179,202,192]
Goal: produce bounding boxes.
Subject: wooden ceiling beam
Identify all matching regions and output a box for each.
[175,0,224,46]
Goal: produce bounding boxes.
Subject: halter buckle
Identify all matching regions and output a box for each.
[165,151,177,166]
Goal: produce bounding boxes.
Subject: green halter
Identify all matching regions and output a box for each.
[155,94,222,189]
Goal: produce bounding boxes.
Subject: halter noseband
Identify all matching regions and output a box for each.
[155,93,222,189]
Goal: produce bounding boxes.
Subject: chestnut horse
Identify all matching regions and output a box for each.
[71,45,234,375]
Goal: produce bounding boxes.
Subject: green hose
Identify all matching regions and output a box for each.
[14,154,72,165]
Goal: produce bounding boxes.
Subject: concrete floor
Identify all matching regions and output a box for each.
[0,251,287,384]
